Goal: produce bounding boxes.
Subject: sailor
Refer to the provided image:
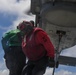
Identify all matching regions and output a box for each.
[1,29,26,75]
[17,20,55,75]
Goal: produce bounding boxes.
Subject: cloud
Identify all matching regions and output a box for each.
[0,61,9,75]
[0,25,11,30]
[44,68,76,75]
[44,68,53,75]
[61,45,76,57]
[12,14,35,29]
[0,70,9,75]
[55,70,76,75]
[0,0,31,15]
[0,0,35,31]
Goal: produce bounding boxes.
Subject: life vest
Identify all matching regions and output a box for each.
[22,28,47,61]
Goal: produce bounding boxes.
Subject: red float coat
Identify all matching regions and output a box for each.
[22,28,55,61]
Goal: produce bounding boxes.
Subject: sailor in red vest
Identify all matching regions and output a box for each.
[17,20,55,75]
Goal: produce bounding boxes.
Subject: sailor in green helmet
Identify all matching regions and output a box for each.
[1,29,26,75]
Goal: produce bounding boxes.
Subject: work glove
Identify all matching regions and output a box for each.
[48,58,59,68]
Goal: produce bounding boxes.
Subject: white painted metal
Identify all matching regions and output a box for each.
[42,22,76,51]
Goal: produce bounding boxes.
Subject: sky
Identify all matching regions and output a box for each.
[0,0,76,75]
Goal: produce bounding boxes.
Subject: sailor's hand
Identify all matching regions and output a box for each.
[48,58,55,68]
[48,58,59,68]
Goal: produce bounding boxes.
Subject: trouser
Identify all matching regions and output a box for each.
[21,56,48,75]
[4,46,26,75]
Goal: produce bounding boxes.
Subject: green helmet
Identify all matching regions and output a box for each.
[1,29,21,52]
